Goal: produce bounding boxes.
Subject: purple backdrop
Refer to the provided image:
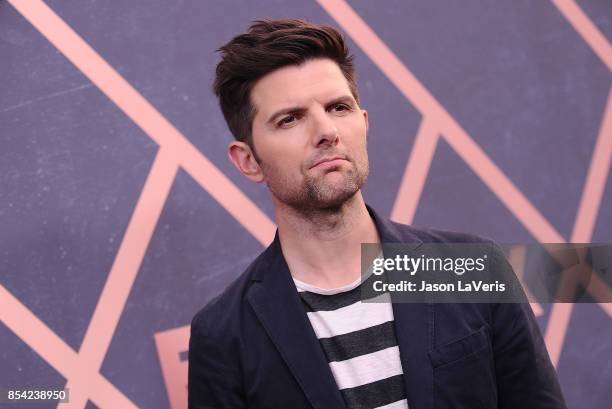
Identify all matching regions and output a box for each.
[1,1,611,408]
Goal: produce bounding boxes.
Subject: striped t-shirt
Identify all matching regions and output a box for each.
[293,275,409,409]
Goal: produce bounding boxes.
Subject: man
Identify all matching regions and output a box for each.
[189,19,566,409]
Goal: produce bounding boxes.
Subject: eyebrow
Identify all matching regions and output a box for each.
[266,95,356,125]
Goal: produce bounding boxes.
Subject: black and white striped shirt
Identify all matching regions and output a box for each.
[294,276,409,409]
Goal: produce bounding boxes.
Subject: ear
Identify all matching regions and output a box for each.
[362,109,369,134]
[228,140,264,183]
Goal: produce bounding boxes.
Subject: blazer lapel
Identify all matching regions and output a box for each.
[246,207,433,409]
[369,207,433,409]
[247,234,346,409]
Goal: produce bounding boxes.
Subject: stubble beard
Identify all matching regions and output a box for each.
[263,156,369,215]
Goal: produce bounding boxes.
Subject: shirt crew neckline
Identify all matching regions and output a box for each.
[291,251,382,295]
[292,275,363,295]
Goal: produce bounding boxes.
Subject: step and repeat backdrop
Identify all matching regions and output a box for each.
[1,0,611,408]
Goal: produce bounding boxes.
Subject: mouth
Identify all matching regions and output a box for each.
[310,155,348,169]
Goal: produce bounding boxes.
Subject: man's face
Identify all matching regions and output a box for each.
[249,58,369,210]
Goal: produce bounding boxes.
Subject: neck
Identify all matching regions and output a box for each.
[273,193,380,289]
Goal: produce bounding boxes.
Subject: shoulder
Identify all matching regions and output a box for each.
[190,245,270,340]
[391,220,496,245]
[368,204,497,245]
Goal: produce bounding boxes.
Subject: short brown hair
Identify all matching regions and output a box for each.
[213,19,359,148]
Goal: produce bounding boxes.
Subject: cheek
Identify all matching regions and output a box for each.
[261,136,306,164]
[260,145,304,176]
[344,121,368,150]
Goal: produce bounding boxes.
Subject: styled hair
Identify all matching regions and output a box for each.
[213,19,359,148]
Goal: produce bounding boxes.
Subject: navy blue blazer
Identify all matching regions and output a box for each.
[188,207,567,409]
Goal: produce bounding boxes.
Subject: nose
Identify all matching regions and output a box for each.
[310,108,339,148]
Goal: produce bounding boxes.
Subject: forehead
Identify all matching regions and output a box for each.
[250,58,352,115]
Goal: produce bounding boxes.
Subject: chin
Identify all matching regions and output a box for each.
[308,182,362,210]
[269,166,368,211]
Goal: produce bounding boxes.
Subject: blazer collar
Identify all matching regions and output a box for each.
[248,205,419,281]
[368,204,422,247]
[247,231,346,409]
[367,206,433,408]
[247,205,431,409]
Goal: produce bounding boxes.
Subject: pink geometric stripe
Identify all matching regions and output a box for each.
[545,85,612,367]
[552,0,612,71]
[0,285,138,408]
[508,245,543,317]
[316,0,565,243]
[6,0,275,246]
[64,149,178,408]
[571,86,612,244]
[391,117,439,225]
[317,0,611,369]
[5,1,276,408]
[0,1,609,408]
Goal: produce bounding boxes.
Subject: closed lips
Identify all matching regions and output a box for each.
[311,156,346,168]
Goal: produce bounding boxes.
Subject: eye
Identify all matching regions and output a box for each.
[277,114,299,128]
[329,103,351,113]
